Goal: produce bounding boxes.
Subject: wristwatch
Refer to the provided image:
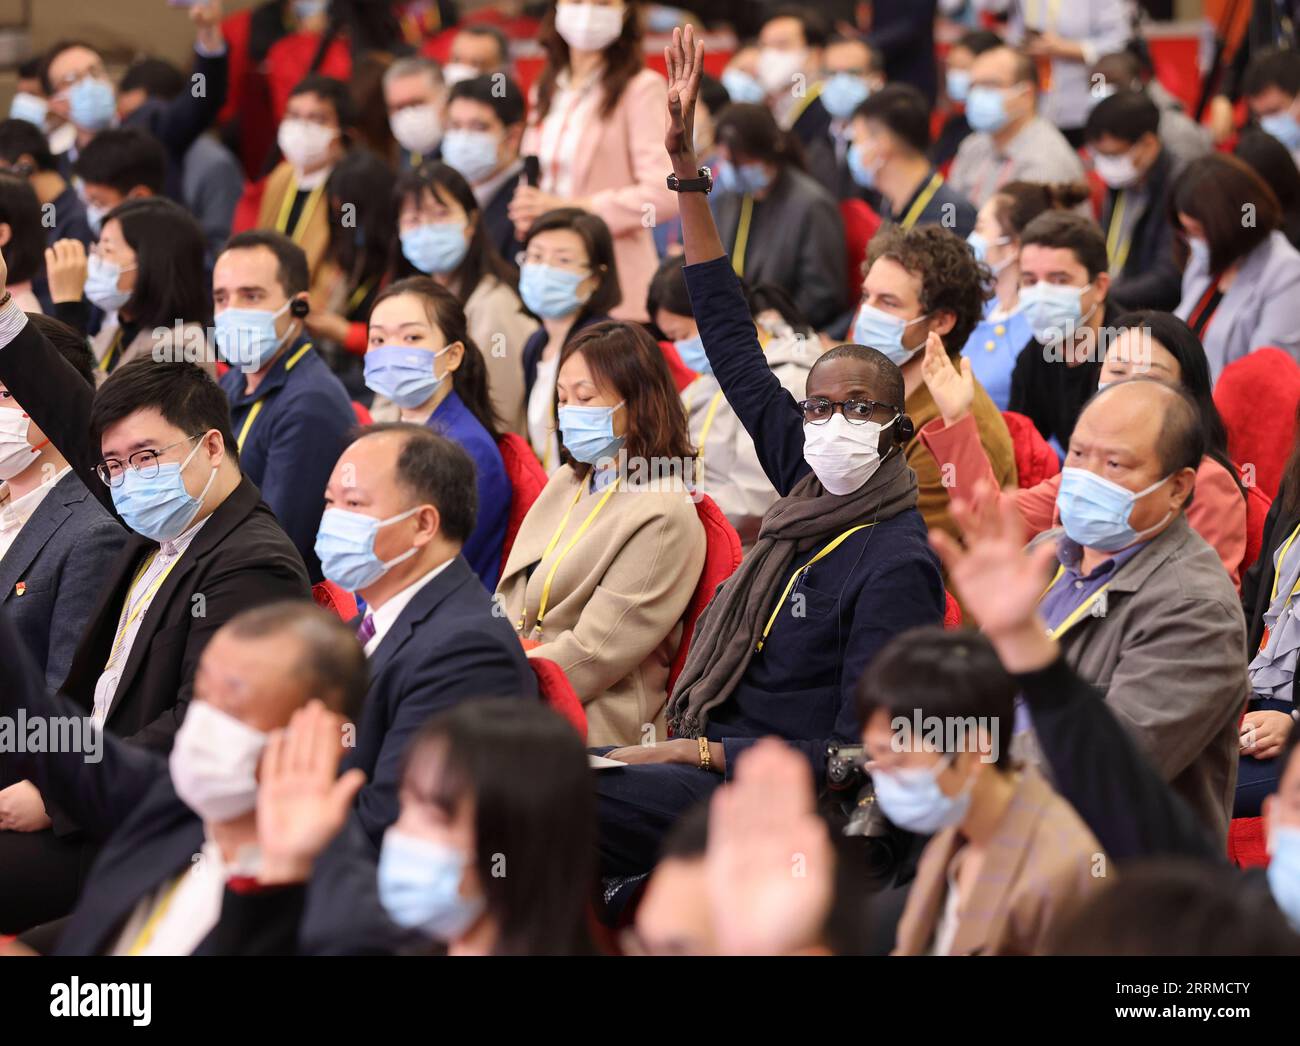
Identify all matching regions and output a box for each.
[697,735,712,771]
[667,166,713,194]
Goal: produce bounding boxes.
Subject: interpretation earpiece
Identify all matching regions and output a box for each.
[895,413,915,443]
[290,297,310,319]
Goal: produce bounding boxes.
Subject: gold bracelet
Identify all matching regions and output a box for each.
[697,735,711,772]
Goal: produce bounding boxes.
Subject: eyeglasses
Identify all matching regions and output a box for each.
[97,434,202,488]
[797,398,898,425]
[52,62,109,93]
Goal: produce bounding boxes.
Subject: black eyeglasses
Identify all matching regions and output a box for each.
[96,434,202,488]
[797,398,899,425]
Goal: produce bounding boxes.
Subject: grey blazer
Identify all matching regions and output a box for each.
[1026,515,1247,844]
[1175,229,1300,382]
[0,470,126,691]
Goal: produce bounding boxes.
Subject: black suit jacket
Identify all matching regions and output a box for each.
[342,554,538,849]
[1103,148,1183,313]
[482,167,525,267]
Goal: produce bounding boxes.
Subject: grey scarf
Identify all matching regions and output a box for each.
[668,450,918,737]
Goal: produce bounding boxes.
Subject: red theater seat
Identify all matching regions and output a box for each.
[529,657,587,741]
[667,494,743,696]
[1214,348,1300,500]
[1002,410,1061,489]
[498,433,549,574]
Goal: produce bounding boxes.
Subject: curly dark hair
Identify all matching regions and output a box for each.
[865,224,990,357]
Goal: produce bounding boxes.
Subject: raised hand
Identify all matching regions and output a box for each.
[920,330,974,426]
[664,25,704,170]
[255,700,365,884]
[45,240,87,305]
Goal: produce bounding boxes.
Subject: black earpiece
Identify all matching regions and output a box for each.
[290,297,310,319]
[895,413,915,444]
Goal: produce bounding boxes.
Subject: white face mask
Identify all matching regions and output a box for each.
[390,102,444,156]
[278,118,338,171]
[441,62,479,86]
[554,2,626,53]
[0,410,39,481]
[802,412,896,496]
[1093,149,1141,190]
[168,701,268,823]
[758,47,809,95]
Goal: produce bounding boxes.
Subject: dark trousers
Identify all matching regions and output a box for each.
[0,828,91,934]
[1235,750,1283,818]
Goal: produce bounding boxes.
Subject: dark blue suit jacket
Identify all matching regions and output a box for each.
[343,553,538,848]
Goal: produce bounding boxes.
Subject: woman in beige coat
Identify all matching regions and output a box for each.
[497,320,706,747]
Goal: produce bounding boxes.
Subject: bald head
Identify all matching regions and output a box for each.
[1087,378,1204,476]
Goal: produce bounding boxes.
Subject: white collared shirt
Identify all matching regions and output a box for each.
[363,556,456,657]
[535,66,603,199]
[0,465,71,561]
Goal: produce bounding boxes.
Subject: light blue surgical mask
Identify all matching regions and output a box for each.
[377,828,485,942]
[364,343,452,409]
[968,231,1014,274]
[558,400,625,465]
[1187,236,1211,272]
[1262,110,1300,152]
[293,0,329,20]
[400,222,469,275]
[852,303,929,365]
[673,332,709,374]
[84,201,108,237]
[872,755,973,835]
[9,91,47,128]
[68,76,116,133]
[519,262,589,319]
[214,300,294,371]
[1268,824,1300,932]
[721,68,766,105]
[314,505,421,592]
[1019,282,1094,343]
[440,128,501,184]
[1056,466,1173,551]
[946,68,972,104]
[713,159,770,195]
[847,144,877,189]
[965,85,1010,134]
[111,437,216,542]
[84,252,136,313]
[820,72,871,120]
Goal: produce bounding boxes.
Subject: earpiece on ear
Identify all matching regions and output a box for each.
[290,297,310,319]
[895,414,915,443]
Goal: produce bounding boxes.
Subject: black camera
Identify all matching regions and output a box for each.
[825,743,866,792]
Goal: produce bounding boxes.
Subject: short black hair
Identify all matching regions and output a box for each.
[0,118,55,172]
[221,230,310,297]
[448,73,525,127]
[358,423,477,544]
[698,73,730,116]
[289,74,356,129]
[0,172,46,284]
[72,128,166,197]
[1242,46,1300,99]
[90,358,239,465]
[27,313,96,388]
[764,6,830,48]
[646,252,693,320]
[955,29,1003,57]
[853,83,931,155]
[815,343,905,412]
[1020,210,1110,280]
[119,56,186,100]
[856,627,1018,771]
[1084,88,1161,145]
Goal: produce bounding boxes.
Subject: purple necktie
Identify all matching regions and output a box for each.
[356,613,376,646]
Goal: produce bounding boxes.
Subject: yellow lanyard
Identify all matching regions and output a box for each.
[1270,522,1300,606]
[125,873,186,955]
[106,552,182,670]
[98,329,125,374]
[346,276,377,316]
[1040,564,1114,641]
[756,524,874,652]
[899,172,945,231]
[236,343,313,451]
[522,477,621,636]
[692,389,725,486]
[788,80,824,126]
[1106,190,1133,275]
[275,175,325,245]
[732,194,755,278]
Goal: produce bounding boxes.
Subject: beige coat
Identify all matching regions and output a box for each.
[464,274,538,437]
[90,319,215,383]
[497,464,706,747]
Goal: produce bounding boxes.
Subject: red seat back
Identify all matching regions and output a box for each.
[658,339,698,393]
[312,580,359,622]
[498,433,549,574]
[1228,816,1270,869]
[1002,410,1061,488]
[1214,348,1300,500]
[839,198,882,304]
[351,401,374,426]
[943,591,962,629]
[667,494,743,696]
[1242,483,1274,575]
[529,657,587,741]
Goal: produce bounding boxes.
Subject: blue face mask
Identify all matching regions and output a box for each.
[847,144,877,188]
[872,755,973,835]
[1056,466,1173,552]
[215,300,294,372]
[713,159,771,195]
[946,68,972,104]
[1268,824,1300,932]
[377,828,485,942]
[400,222,470,275]
[84,252,136,313]
[111,438,216,542]
[673,333,710,375]
[68,76,116,133]
[440,129,501,184]
[820,72,871,120]
[519,262,589,320]
[315,506,421,592]
[852,303,929,365]
[9,91,47,128]
[1262,110,1300,152]
[721,68,766,105]
[558,400,625,465]
[294,0,329,19]
[965,85,1010,134]
[1019,282,1094,343]
[364,343,452,409]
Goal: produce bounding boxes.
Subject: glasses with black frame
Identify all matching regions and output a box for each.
[797,398,899,426]
[96,434,203,488]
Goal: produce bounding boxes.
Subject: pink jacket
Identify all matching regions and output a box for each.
[919,413,1248,592]
[524,69,678,323]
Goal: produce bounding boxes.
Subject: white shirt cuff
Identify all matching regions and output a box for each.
[0,296,29,348]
